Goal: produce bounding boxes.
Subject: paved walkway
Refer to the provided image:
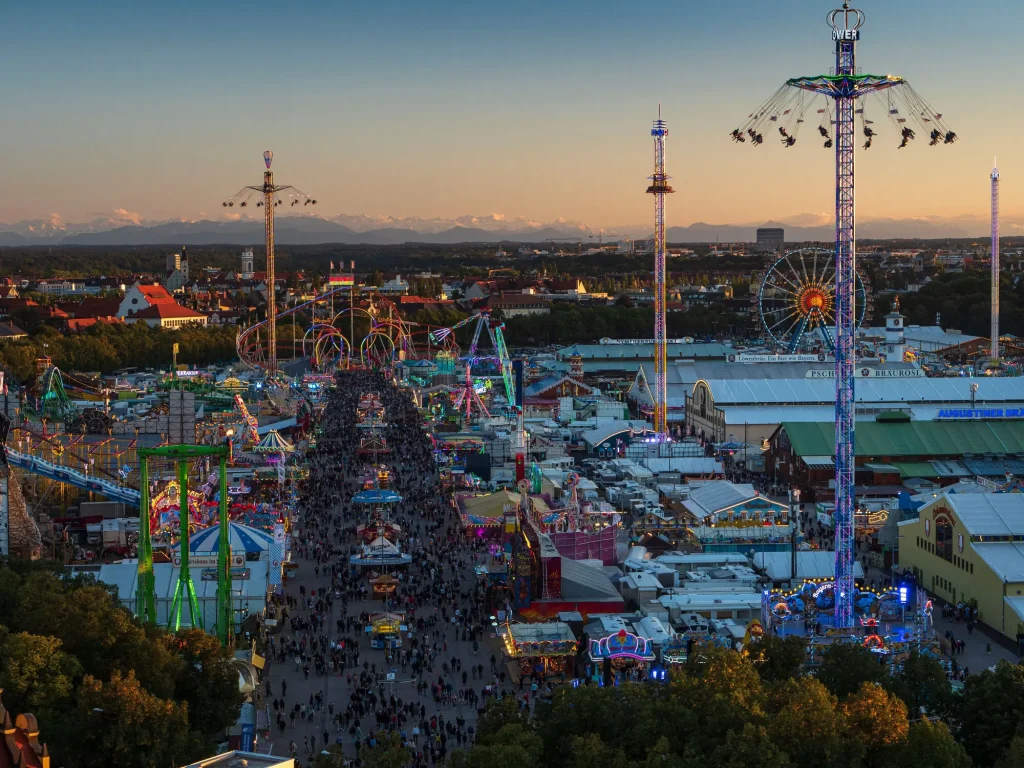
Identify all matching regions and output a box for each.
[253,375,511,766]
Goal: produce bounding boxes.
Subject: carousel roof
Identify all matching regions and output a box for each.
[353,489,402,504]
[171,522,274,554]
[365,536,401,556]
[253,429,294,453]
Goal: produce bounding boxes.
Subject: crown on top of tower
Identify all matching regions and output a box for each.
[828,2,864,34]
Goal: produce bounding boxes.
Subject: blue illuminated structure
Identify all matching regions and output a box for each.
[733,2,956,628]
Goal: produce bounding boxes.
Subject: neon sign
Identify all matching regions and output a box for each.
[589,628,653,660]
[812,582,834,598]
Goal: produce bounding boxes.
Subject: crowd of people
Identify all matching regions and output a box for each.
[265,370,513,767]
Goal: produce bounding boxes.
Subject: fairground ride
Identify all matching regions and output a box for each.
[239,289,443,374]
[757,247,870,352]
[135,443,234,645]
[222,151,317,377]
[733,0,956,628]
[429,312,515,408]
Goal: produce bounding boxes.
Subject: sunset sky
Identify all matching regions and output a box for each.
[2,0,1020,232]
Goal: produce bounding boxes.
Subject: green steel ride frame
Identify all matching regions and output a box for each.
[135,443,234,647]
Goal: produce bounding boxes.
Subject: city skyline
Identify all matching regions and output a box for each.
[3,0,1021,231]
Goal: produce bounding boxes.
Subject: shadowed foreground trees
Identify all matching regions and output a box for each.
[353,643,1015,768]
[0,559,242,768]
[446,648,969,768]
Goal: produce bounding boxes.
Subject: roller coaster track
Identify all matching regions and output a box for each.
[5,447,141,506]
[237,285,365,369]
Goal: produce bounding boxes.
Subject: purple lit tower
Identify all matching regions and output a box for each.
[646,106,673,441]
[732,2,956,627]
[992,160,1000,360]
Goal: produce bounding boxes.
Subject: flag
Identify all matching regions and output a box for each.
[329,274,355,287]
[173,343,179,354]
[350,260,355,270]
[330,261,335,270]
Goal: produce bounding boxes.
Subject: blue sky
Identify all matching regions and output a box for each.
[2,0,1020,231]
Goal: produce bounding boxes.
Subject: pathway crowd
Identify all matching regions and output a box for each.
[263,371,513,766]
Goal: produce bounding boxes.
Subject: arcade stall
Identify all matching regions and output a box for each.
[499,621,578,680]
[585,616,657,683]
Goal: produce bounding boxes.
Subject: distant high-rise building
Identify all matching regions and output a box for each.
[241,248,255,280]
[165,246,190,292]
[755,227,784,252]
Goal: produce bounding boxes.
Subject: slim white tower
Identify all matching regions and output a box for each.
[992,159,1000,360]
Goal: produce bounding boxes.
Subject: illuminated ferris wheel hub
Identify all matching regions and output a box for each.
[798,286,828,313]
[757,248,868,353]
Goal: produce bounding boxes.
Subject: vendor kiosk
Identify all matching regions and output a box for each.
[367,612,408,649]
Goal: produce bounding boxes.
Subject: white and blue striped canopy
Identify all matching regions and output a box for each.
[171,522,274,554]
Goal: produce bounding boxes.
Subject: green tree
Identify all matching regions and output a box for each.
[162,628,243,737]
[817,642,889,700]
[953,660,1024,767]
[358,730,412,768]
[994,735,1024,768]
[884,651,952,718]
[745,636,806,682]
[51,671,191,768]
[839,683,909,767]
[897,720,970,768]
[0,627,82,715]
[311,744,348,768]
[567,733,629,768]
[765,677,848,767]
[450,723,544,768]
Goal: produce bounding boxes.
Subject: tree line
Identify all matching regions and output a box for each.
[0,559,242,768]
[351,639,1024,768]
[0,322,239,383]
[874,270,1024,339]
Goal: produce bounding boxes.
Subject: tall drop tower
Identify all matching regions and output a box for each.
[992,160,1000,361]
[646,106,673,441]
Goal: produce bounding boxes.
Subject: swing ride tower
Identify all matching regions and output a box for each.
[646,106,673,442]
[731,2,956,628]
[223,151,317,377]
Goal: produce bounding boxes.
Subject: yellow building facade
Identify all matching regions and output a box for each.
[898,493,1024,641]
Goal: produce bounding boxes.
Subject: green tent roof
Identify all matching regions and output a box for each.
[780,420,1024,459]
[893,461,940,479]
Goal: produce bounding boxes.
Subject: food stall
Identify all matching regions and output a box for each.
[367,612,408,649]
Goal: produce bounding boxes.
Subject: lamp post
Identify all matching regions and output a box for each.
[790,488,801,591]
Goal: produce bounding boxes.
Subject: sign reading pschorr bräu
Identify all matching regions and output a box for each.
[938,408,1024,419]
[806,368,924,379]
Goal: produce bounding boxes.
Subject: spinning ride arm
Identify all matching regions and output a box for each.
[492,324,516,407]
[233,394,260,446]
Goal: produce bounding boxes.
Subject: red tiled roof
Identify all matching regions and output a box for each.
[57,298,122,319]
[132,303,206,319]
[136,284,176,304]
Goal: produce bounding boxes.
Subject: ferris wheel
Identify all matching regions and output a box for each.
[757,247,869,352]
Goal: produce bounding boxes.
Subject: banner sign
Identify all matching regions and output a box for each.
[174,553,244,569]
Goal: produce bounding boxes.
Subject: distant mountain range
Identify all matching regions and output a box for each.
[0,212,1009,247]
